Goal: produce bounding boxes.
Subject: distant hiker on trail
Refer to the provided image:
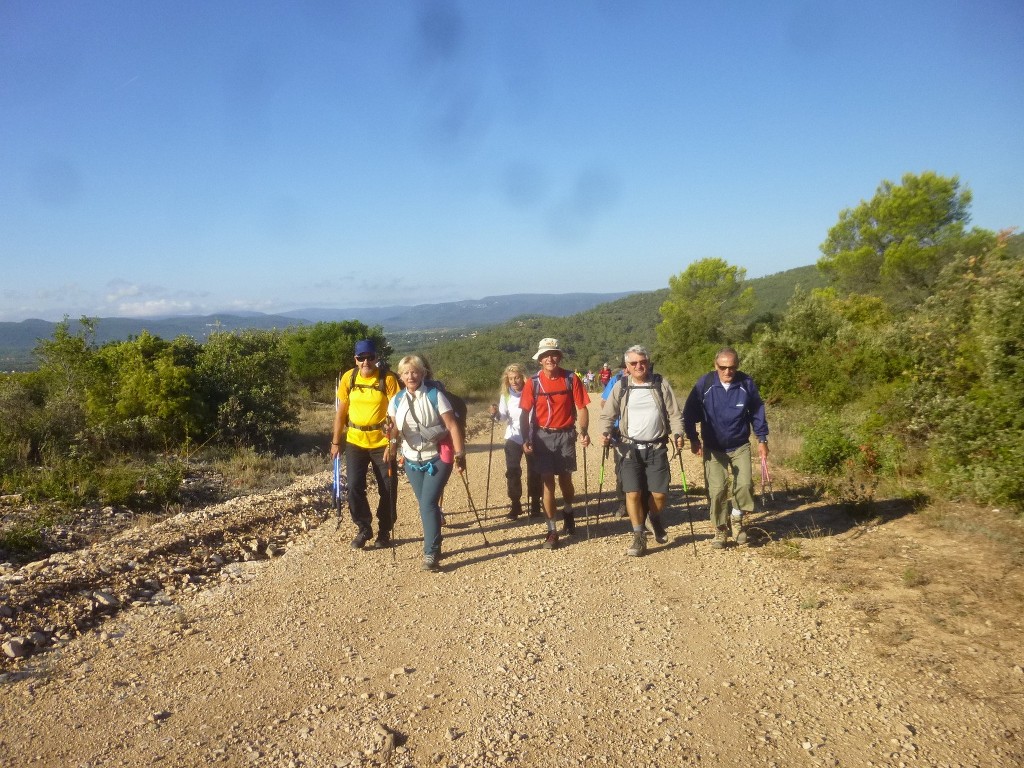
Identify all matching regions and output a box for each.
[489,363,542,520]
[519,338,591,550]
[600,345,684,557]
[598,363,612,388]
[330,339,401,551]
[388,354,466,572]
[682,347,769,550]
[584,369,596,392]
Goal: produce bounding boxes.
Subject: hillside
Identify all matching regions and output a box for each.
[417,265,821,388]
[0,292,635,372]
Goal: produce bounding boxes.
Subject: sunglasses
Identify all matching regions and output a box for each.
[717,364,737,371]
[355,354,376,362]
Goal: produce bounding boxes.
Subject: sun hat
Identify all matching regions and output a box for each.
[354,339,377,357]
[532,337,563,360]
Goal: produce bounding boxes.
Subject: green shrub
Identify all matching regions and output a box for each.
[797,416,857,475]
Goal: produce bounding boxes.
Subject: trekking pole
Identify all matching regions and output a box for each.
[596,443,608,531]
[674,445,698,556]
[760,453,774,512]
[387,455,398,562]
[582,443,590,540]
[333,454,344,532]
[459,470,491,547]
[333,375,343,531]
[484,412,495,520]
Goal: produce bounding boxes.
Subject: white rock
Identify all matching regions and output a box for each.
[3,637,30,659]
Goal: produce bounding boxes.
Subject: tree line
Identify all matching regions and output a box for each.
[1,171,1020,515]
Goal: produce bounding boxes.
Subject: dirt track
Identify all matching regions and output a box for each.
[2,402,1022,767]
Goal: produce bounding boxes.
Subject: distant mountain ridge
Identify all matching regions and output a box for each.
[280,292,636,327]
[0,292,636,369]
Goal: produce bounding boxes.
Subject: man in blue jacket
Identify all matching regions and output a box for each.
[683,347,769,549]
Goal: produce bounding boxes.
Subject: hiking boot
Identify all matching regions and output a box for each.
[626,530,647,557]
[507,499,523,521]
[421,554,440,572]
[711,525,730,549]
[373,531,392,549]
[542,530,559,550]
[528,501,542,518]
[562,511,576,536]
[350,529,371,550]
[649,514,668,544]
[731,514,748,545]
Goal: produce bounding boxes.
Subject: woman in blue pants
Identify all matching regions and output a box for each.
[388,355,466,571]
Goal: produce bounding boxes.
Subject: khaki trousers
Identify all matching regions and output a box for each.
[704,442,755,528]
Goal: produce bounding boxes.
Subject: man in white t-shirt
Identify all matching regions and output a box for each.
[600,345,684,557]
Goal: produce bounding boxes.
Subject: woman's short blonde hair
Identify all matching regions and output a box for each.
[397,354,427,376]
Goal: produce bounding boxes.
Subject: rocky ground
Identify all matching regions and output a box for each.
[2,402,1023,767]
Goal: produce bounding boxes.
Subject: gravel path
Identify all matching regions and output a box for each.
[2,402,1022,767]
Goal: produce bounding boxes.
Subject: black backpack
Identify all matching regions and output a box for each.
[424,378,468,425]
[347,363,399,395]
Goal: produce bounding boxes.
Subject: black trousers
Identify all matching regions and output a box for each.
[345,443,394,534]
[504,440,542,503]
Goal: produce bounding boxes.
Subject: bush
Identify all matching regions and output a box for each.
[797,416,857,475]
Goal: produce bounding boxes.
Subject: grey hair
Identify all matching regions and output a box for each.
[715,347,740,364]
[624,345,650,363]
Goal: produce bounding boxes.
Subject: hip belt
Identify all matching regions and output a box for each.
[619,436,668,449]
[537,426,575,433]
[349,420,387,431]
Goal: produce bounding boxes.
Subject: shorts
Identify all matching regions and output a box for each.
[617,442,670,495]
[532,429,577,476]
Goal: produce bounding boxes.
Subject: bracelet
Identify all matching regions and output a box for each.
[331,442,340,446]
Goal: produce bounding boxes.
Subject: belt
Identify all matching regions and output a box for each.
[349,420,387,431]
[619,436,668,449]
[538,426,575,433]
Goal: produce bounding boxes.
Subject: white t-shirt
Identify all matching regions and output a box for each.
[388,387,453,461]
[496,388,528,445]
[622,385,663,442]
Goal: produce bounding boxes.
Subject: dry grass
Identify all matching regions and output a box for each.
[762,537,806,560]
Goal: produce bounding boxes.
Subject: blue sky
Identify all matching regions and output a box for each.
[1,0,1021,322]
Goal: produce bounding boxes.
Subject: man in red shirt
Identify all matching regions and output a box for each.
[519,338,592,550]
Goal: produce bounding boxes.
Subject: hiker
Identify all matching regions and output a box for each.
[519,338,591,550]
[330,339,402,550]
[584,369,595,392]
[598,362,612,388]
[600,360,632,519]
[489,363,542,520]
[682,347,769,549]
[600,345,684,557]
[388,354,466,571]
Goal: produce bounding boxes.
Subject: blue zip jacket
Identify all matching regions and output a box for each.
[682,370,768,451]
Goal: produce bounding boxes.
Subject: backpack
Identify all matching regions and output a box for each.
[530,371,578,428]
[426,379,467,424]
[347,362,398,395]
[618,373,670,435]
[394,380,467,427]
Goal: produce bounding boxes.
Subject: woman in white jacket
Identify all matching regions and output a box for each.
[489,363,541,520]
